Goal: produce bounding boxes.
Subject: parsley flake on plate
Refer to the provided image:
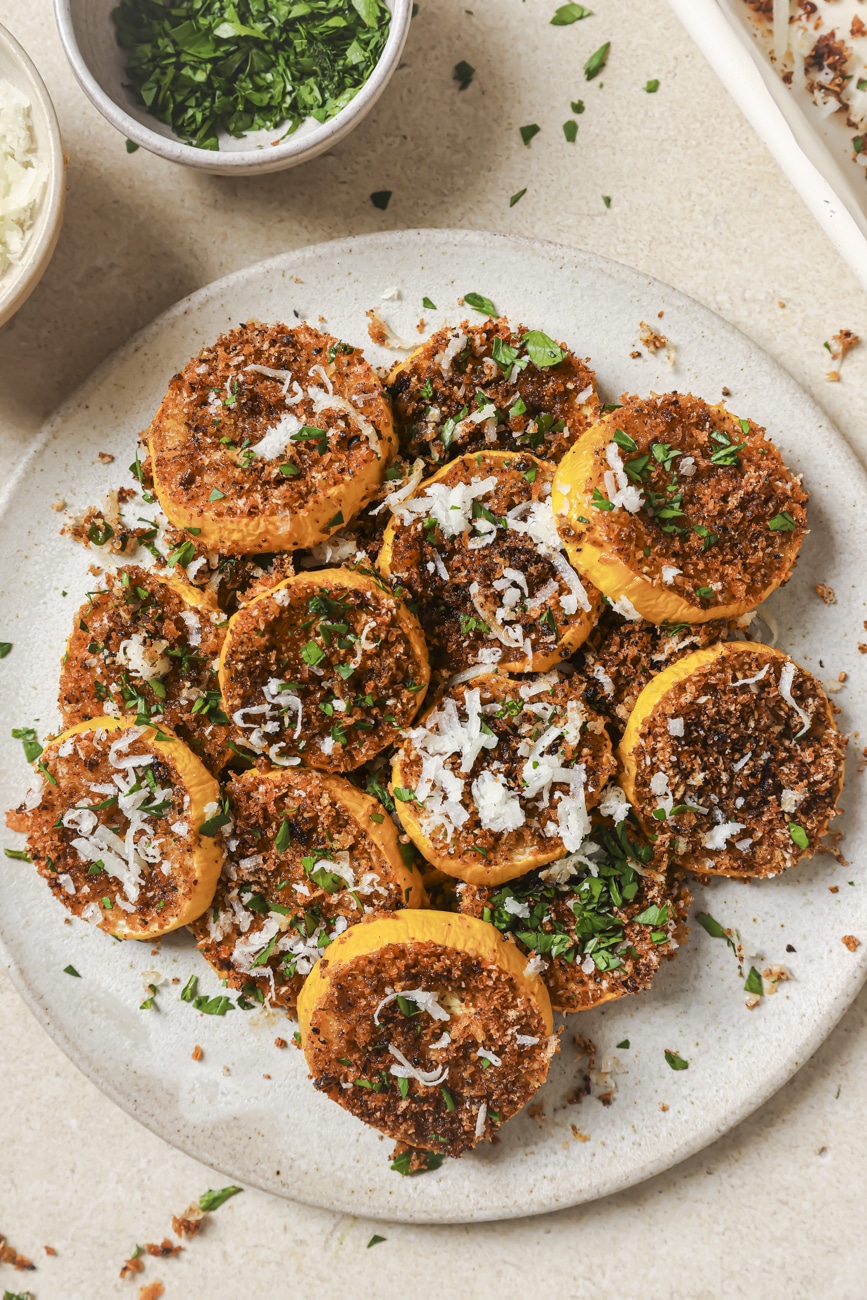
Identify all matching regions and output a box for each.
[520,123,541,146]
[509,187,527,207]
[464,291,497,315]
[563,120,578,142]
[664,1049,688,1070]
[370,190,392,210]
[113,0,392,151]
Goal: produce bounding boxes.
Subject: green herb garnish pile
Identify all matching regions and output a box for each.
[113,0,392,150]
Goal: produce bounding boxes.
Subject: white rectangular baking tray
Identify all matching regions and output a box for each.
[667,0,867,294]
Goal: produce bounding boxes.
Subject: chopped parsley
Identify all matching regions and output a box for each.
[584,41,610,80]
[522,330,566,367]
[422,296,437,310]
[63,965,82,978]
[519,123,541,146]
[563,119,578,142]
[199,1185,243,1211]
[602,194,611,208]
[4,848,31,861]
[390,1149,444,1176]
[788,823,809,850]
[453,59,474,90]
[616,1039,630,1049]
[664,1049,688,1070]
[167,538,196,568]
[591,486,614,511]
[464,291,497,315]
[768,512,796,532]
[644,78,660,93]
[483,819,662,975]
[695,911,738,956]
[509,187,527,207]
[370,190,392,210]
[12,726,42,764]
[113,0,392,151]
[612,428,638,453]
[301,639,326,667]
[367,1234,387,1247]
[551,3,592,23]
[744,966,764,997]
[0,642,11,658]
[199,800,232,836]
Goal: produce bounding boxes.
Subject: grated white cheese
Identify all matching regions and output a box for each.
[471,769,525,832]
[0,80,46,276]
[610,594,642,621]
[597,782,631,823]
[374,987,451,1024]
[778,662,812,738]
[387,1043,449,1086]
[603,443,645,513]
[702,821,747,851]
[667,717,685,738]
[116,633,171,683]
[780,787,805,814]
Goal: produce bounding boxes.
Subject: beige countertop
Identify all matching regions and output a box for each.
[1,1,866,1295]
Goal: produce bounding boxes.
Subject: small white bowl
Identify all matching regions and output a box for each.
[54,0,412,175]
[0,24,66,329]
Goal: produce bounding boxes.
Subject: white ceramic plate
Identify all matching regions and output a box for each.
[2,230,866,1225]
[667,0,867,295]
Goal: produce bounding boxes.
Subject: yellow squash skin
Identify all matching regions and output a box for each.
[245,766,428,910]
[552,407,794,625]
[217,566,430,723]
[150,417,397,557]
[617,643,736,803]
[377,450,602,673]
[390,749,564,888]
[59,566,222,687]
[617,642,845,873]
[297,910,554,1046]
[45,715,224,938]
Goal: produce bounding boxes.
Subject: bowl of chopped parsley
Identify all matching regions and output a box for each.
[54,0,411,173]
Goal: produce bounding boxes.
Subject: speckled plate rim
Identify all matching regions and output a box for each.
[1,229,866,1224]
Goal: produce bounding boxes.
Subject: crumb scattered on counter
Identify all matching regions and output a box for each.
[842,935,860,951]
[172,1205,204,1239]
[0,1234,35,1270]
[814,583,836,605]
[145,1239,182,1259]
[120,1251,145,1279]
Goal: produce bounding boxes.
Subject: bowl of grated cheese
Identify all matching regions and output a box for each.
[0,22,65,330]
